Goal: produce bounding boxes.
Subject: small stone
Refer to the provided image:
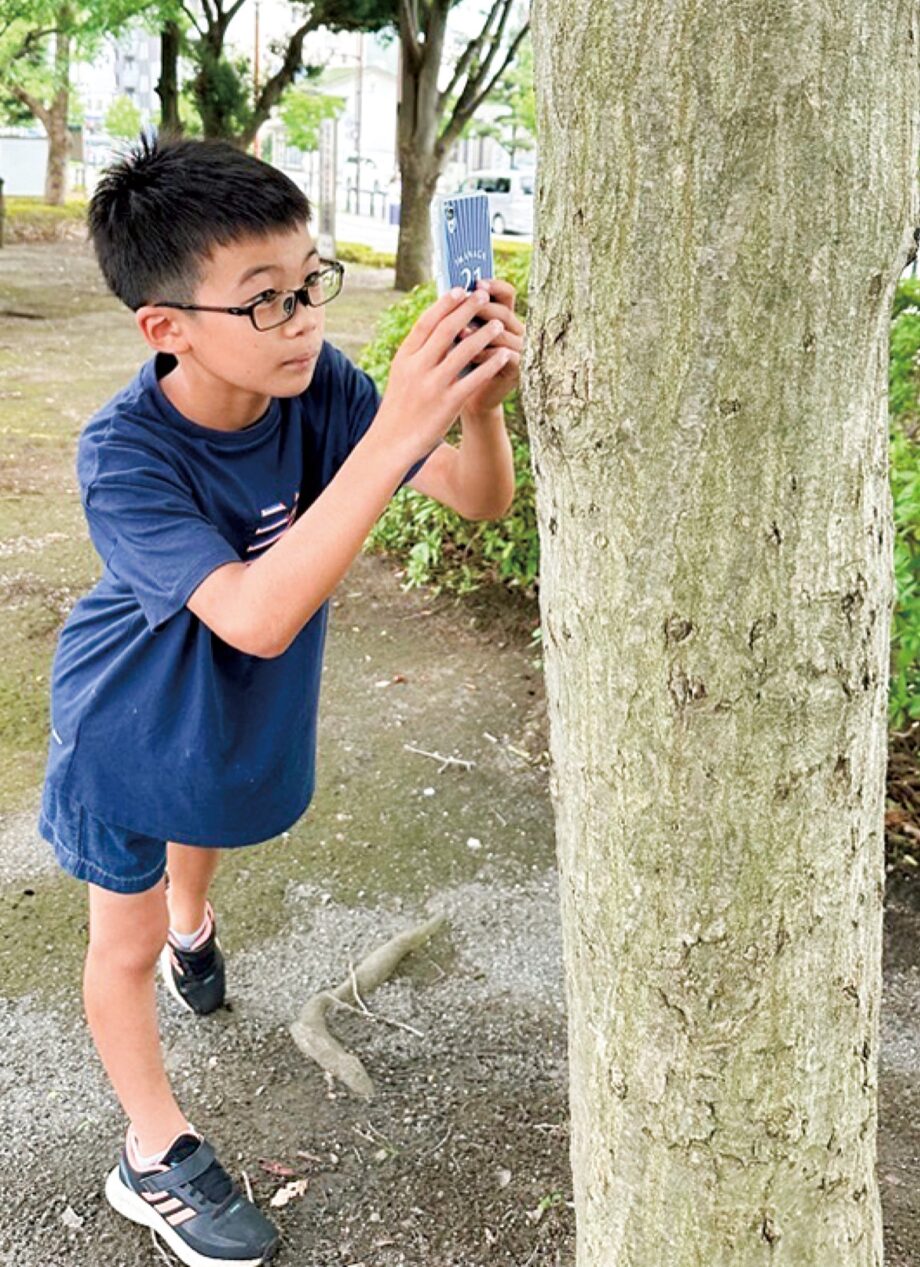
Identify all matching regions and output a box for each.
[61,1206,83,1231]
[467,837,482,850]
[423,787,436,797]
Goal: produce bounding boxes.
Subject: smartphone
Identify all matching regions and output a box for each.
[431,191,495,296]
[431,191,495,375]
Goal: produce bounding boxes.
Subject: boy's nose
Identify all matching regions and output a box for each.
[283,292,320,334]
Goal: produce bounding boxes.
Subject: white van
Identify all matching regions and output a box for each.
[459,169,535,236]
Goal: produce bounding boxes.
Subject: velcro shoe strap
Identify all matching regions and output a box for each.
[138,1140,219,1194]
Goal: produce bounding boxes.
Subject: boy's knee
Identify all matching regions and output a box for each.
[87,886,169,974]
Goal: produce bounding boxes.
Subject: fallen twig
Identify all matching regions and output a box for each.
[290,914,446,1098]
[403,743,474,772]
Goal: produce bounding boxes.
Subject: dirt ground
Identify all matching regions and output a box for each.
[0,241,918,1266]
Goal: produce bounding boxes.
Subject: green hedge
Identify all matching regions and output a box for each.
[2,196,88,243]
[359,248,536,595]
[362,249,920,727]
[889,279,920,724]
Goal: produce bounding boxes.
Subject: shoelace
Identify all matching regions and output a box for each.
[190,1155,238,1212]
[171,939,218,976]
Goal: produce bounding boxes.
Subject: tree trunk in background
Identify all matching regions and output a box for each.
[157,21,183,137]
[43,24,71,205]
[523,2,919,1263]
[394,7,448,291]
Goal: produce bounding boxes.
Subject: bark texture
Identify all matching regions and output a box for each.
[522,3,920,1263]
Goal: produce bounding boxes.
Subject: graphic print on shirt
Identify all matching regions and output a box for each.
[246,491,300,555]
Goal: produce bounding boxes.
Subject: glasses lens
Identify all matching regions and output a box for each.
[252,292,293,331]
[309,266,342,306]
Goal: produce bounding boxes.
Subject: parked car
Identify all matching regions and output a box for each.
[459,169,534,235]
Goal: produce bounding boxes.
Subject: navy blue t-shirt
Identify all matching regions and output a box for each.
[42,342,437,846]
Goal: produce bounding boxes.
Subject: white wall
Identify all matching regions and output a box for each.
[0,136,48,197]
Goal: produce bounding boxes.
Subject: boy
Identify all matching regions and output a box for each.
[38,135,522,1267]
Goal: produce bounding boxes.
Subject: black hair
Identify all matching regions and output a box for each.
[87,134,313,310]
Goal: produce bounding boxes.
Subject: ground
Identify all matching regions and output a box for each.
[0,241,917,1266]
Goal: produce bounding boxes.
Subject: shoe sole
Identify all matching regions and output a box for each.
[105,1166,277,1267]
[158,937,225,1016]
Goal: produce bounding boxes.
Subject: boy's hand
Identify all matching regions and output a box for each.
[456,278,524,416]
[372,287,514,466]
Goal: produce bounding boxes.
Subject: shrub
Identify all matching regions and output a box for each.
[889,278,920,724]
[359,247,537,596]
[3,197,87,243]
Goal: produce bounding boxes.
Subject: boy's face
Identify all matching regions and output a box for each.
[167,223,327,398]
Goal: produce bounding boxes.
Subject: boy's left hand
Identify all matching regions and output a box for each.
[457,278,524,416]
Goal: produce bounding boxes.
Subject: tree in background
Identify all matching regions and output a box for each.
[135,1,530,289]
[170,0,388,149]
[461,32,534,171]
[0,0,146,202]
[523,0,919,1262]
[105,92,142,139]
[278,81,344,153]
[393,0,529,289]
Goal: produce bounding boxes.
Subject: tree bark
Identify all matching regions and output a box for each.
[157,20,183,137]
[43,24,70,206]
[394,3,448,290]
[522,3,919,1264]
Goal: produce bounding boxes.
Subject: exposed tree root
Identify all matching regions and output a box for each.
[289,914,446,1098]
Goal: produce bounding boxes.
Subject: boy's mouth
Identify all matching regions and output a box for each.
[281,351,319,371]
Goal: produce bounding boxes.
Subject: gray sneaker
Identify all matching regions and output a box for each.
[159,901,226,1016]
[105,1131,279,1266]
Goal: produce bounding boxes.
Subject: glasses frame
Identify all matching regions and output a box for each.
[154,259,345,331]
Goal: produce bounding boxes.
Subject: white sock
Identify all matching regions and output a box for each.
[127,1123,197,1170]
[169,909,210,950]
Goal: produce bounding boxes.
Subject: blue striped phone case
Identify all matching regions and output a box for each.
[430,191,495,296]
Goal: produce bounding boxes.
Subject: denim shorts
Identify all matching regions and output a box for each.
[39,784,168,894]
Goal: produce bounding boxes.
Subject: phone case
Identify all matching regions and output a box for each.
[430,191,495,295]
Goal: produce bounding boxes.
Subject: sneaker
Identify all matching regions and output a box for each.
[105,1130,279,1267]
[159,901,226,1015]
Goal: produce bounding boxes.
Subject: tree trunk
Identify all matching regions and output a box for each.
[157,21,183,137]
[44,25,70,205]
[394,153,440,291]
[523,2,919,1264]
[394,8,449,291]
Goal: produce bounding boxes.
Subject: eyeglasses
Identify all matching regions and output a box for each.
[155,259,345,331]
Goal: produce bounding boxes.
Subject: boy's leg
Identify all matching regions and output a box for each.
[83,877,190,1156]
[165,841,221,935]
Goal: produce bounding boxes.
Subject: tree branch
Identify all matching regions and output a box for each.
[436,0,503,116]
[399,0,423,74]
[12,83,51,131]
[452,0,513,121]
[439,19,529,154]
[179,0,204,35]
[242,8,322,148]
[225,0,249,25]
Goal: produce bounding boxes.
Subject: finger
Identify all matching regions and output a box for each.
[448,348,513,409]
[460,327,523,354]
[476,278,517,311]
[401,286,475,356]
[442,318,505,379]
[467,301,524,337]
[423,290,492,362]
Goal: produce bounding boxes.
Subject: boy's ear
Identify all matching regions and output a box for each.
[135,305,193,355]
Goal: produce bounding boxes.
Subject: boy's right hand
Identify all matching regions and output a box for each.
[371,287,512,464]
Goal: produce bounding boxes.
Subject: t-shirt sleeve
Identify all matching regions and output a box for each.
[83,439,241,633]
[341,353,443,489]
